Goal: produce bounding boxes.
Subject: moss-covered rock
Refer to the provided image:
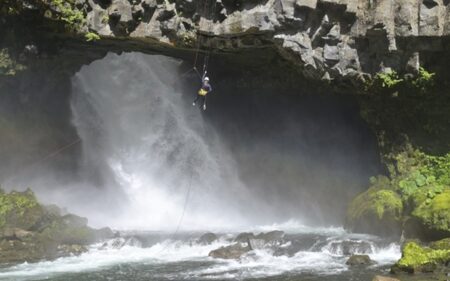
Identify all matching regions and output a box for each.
[0,189,113,264]
[0,189,44,232]
[411,189,450,234]
[430,238,450,250]
[346,149,450,240]
[38,214,97,245]
[346,181,403,236]
[392,241,450,273]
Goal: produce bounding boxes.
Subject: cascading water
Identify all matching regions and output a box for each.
[70,52,258,229]
[67,51,381,229]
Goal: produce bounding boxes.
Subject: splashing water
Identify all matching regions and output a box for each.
[70,52,260,229]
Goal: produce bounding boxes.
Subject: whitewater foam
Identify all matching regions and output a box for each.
[0,227,402,281]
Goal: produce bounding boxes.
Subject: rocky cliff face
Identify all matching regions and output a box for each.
[3,0,450,86]
[45,0,450,83]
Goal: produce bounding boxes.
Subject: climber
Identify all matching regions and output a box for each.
[192,68,212,111]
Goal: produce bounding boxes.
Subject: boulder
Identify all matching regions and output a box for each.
[391,241,450,273]
[346,254,373,266]
[0,189,44,232]
[328,240,373,255]
[1,227,33,240]
[198,232,218,245]
[372,276,401,281]
[234,232,255,243]
[345,179,403,237]
[255,230,284,243]
[410,189,450,240]
[95,227,115,241]
[209,243,251,259]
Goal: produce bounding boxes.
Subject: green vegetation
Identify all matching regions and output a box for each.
[347,148,450,238]
[373,70,403,89]
[0,189,43,229]
[85,32,101,42]
[395,241,450,273]
[366,67,436,93]
[39,215,95,245]
[50,0,85,31]
[0,49,26,76]
[346,176,404,236]
[347,187,403,221]
[412,67,436,93]
[412,190,450,232]
[102,14,110,24]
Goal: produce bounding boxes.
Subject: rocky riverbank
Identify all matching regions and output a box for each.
[0,189,114,264]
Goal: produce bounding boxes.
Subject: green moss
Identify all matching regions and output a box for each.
[412,67,435,93]
[375,71,403,89]
[0,48,26,76]
[430,238,450,250]
[0,189,43,230]
[396,242,450,272]
[49,0,85,31]
[412,189,450,232]
[39,216,95,245]
[85,32,100,42]
[347,186,403,221]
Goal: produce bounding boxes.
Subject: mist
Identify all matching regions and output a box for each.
[2,52,381,230]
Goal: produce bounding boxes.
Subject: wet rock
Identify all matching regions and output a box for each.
[234,232,255,243]
[255,230,285,243]
[0,190,115,264]
[101,236,143,249]
[209,243,251,259]
[372,276,400,281]
[0,189,44,232]
[95,227,115,241]
[328,240,373,255]
[346,254,373,266]
[345,180,404,237]
[391,241,450,274]
[57,244,88,256]
[1,227,33,240]
[198,232,218,245]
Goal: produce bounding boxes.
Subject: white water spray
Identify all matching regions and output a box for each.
[71,52,259,229]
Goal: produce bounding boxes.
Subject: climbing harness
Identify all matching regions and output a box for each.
[198,88,208,96]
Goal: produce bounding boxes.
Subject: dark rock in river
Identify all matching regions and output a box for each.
[346,254,373,266]
[327,240,373,255]
[197,232,218,245]
[255,230,285,243]
[234,232,255,243]
[209,243,251,259]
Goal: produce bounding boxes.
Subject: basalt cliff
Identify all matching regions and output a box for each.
[1,0,450,276]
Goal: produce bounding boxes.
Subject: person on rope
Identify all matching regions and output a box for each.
[192,69,212,111]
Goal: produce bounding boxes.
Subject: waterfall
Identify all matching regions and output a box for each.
[71,52,255,229]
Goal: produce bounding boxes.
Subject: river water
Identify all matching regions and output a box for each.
[0,223,401,281]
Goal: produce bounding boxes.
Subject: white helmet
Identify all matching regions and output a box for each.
[204,77,210,81]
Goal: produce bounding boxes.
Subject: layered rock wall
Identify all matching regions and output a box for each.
[75,0,450,84]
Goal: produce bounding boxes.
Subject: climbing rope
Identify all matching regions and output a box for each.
[156,169,194,254]
[190,0,217,77]
[2,137,81,186]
